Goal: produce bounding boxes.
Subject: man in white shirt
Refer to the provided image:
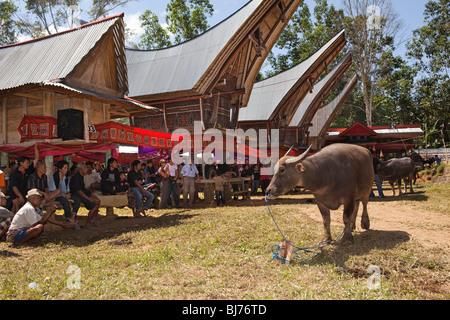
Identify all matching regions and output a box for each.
[6,189,69,245]
[180,159,199,208]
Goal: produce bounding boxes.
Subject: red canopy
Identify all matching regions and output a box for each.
[0,142,116,159]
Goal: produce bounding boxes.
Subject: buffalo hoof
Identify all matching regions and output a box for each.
[340,233,354,246]
[361,220,370,230]
[320,235,333,244]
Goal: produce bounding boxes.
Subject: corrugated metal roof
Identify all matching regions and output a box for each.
[238,30,346,122]
[126,0,264,98]
[0,15,121,92]
[288,53,352,127]
[309,74,357,137]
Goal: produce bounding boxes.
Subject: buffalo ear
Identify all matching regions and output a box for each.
[295,163,305,173]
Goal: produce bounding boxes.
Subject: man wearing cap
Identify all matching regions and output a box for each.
[0,191,13,240]
[180,159,199,208]
[6,189,70,245]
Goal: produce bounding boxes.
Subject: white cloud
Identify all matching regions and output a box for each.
[124,12,144,45]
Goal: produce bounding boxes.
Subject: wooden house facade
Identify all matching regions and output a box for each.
[0,14,158,166]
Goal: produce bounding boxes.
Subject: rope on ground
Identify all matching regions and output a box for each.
[265,195,344,264]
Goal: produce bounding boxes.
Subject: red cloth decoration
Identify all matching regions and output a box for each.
[18,115,58,143]
[89,121,182,150]
[0,142,116,159]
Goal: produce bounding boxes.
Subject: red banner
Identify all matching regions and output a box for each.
[89,121,180,150]
[18,115,58,143]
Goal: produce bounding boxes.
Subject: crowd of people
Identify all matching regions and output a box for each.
[0,146,270,245]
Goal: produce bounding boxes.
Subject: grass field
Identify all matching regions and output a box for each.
[0,182,448,300]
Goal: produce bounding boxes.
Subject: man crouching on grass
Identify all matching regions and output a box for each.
[6,189,71,245]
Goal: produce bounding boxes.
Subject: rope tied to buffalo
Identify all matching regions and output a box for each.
[265,194,345,264]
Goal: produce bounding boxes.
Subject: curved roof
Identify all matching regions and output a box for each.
[288,52,352,127]
[309,74,357,138]
[238,29,347,123]
[0,14,123,92]
[126,0,304,102]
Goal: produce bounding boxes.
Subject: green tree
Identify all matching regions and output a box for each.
[406,0,449,148]
[0,0,18,46]
[373,51,417,126]
[138,9,171,50]
[138,0,214,50]
[15,0,134,38]
[166,0,213,44]
[342,0,403,127]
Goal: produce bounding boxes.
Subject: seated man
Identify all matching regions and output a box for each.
[70,162,101,229]
[0,191,14,240]
[28,160,61,205]
[48,160,78,227]
[6,189,70,245]
[101,158,129,195]
[128,160,154,217]
[84,161,101,191]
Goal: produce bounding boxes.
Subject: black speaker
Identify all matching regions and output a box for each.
[57,109,84,141]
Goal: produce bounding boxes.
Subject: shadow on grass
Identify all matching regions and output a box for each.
[38,211,198,247]
[309,229,411,267]
[0,250,21,258]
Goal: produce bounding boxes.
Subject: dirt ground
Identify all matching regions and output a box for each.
[306,197,450,251]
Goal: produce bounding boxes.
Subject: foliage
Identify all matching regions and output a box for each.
[138,0,214,50]
[406,0,450,148]
[0,0,18,46]
[15,0,134,38]
[138,9,172,50]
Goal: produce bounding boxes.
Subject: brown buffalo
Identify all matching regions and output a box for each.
[378,157,415,196]
[266,143,374,245]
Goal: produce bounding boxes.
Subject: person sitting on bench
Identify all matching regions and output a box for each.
[48,160,78,228]
[70,162,101,229]
[101,158,129,195]
[28,160,61,205]
[128,160,154,217]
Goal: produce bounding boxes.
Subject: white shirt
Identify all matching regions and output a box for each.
[165,163,178,177]
[9,202,44,231]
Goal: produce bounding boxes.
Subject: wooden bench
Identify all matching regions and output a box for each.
[42,192,130,217]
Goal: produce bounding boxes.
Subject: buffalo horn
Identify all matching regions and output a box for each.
[285,145,312,164]
[284,145,294,157]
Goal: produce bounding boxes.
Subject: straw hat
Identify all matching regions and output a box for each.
[26,189,42,198]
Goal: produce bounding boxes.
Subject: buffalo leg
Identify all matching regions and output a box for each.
[316,201,332,243]
[351,200,360,231]
[389,181,396,196]
[341,201,355,245]
[408,175,414,193]
[397,179,403,196]
[361,194,370,230]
